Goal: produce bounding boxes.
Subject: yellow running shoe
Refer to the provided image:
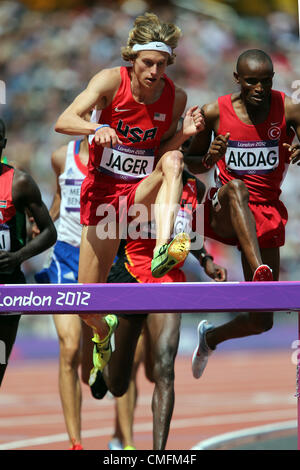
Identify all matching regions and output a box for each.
[151,232,191,278]
[88,314,118,399]
[92,314,118,372]
[124,446,136,450]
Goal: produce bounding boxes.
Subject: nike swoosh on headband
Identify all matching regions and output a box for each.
[132,42,172,56]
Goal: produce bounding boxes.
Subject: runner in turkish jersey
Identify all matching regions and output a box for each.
[186,49,300,382]
[215,90,294,203]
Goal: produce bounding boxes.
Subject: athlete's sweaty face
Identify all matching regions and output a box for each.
[133,51,169,87]
[234,60,274,107]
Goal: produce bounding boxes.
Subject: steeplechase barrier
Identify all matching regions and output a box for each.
[0,280,299,450]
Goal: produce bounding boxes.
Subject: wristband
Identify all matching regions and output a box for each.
[95,124,110,133]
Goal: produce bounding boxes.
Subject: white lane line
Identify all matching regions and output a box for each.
[0,408,295,449]
[0,409,115,427]
[191,419,297,450]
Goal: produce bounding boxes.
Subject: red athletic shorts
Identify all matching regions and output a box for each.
[80,174,146,226]
[124,239,186,284]
[204,187,288,249]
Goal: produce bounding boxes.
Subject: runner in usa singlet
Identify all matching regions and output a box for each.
[54,13,205,411]
[88,66,174,182]
[80,66,175,226]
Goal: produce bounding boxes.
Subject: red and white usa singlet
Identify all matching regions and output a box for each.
[80,66,175,226]
[124,175,198,283]
[215,90,295,203]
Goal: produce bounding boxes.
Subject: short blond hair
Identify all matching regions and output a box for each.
[121,12,181,65]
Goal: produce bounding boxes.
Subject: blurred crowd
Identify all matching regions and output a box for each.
[0,0,300,289]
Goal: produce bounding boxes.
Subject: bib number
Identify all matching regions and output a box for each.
[0,225,11,251]
[99,144,155,181]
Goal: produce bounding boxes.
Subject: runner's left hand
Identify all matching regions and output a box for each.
[283,143,300,165]
[0,250,21,273]
[204,259,227,282]
[182,106,205,136]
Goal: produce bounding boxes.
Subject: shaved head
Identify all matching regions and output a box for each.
[236,49,273,75]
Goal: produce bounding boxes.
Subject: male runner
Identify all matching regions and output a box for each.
[0,119,57,385]
[185,49,300,379]
[54,13,204,383]
[34,137,92,450]
[90,169,226,450]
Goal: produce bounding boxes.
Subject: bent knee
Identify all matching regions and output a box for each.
[152,354,176,384]
[226,179,249,202]
[161,150,184,173]
[249,314,273,334]
[59,343,80,368]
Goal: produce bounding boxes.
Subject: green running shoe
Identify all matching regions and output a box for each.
[151,232,191,278]
[91,314,118,371]
[88,314,118,399]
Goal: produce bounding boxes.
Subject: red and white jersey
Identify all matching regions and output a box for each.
[215,90,295,202]
[57,140,87,247]
[88,66,175,184]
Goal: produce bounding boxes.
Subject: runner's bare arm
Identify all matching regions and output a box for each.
[157,87,204,156]
[30,145,66,239]
[49,145,67,221]
[55,68,122,146]
[0,171,57,272]
[184,101,220,173]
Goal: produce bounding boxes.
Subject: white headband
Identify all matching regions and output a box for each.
[132,42,172,56]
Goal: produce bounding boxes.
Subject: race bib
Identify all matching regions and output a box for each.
[0,224,11,251]
[99,144,155,181]
[141,208,193,240]
[172,210,193,236]
[225,139,279,175]
[63,179,82,213]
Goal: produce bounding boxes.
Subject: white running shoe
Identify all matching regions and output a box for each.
[191,320,214,379]
[108,438,123,450]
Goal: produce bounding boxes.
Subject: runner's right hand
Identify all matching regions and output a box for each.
[94,126,122,147]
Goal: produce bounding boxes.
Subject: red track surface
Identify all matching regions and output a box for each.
[0,350,297,450]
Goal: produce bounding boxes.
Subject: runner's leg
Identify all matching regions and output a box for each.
[53,314,82,447]
[144,313,181,450]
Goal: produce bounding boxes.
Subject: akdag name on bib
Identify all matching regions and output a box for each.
[225,139,279,175]
[99,144,155,181]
